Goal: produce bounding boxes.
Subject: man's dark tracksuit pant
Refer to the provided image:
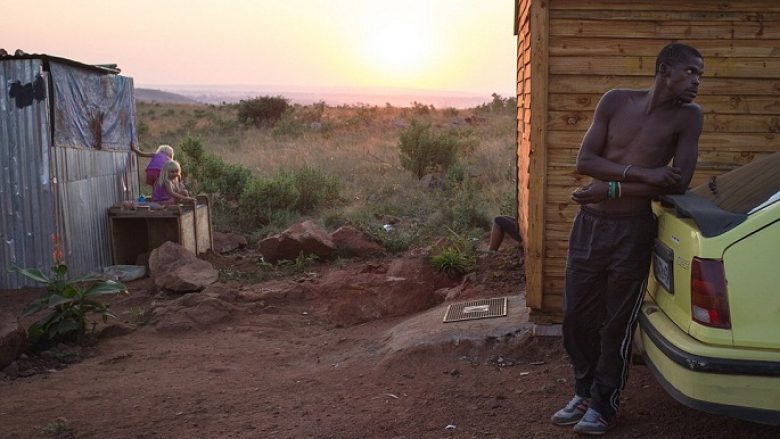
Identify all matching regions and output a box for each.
[563,206,656,421]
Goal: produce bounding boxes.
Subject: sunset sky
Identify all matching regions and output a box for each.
[1,0,516,96]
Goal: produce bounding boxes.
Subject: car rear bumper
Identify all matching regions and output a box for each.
[638,300,780,426]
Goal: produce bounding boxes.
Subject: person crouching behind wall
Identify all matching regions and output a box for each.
[132,143,174,186]
[152,160,197,206]
[489,215,522,251]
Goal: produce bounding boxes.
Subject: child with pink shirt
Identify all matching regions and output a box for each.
[152,160,197,206]
[132,143,175,186]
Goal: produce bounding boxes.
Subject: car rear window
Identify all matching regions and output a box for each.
[689,150,780,215]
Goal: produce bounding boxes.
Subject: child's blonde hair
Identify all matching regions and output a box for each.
[156,160,182,188]
[156,144,175,159]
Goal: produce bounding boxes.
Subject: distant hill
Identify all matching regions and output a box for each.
[135,88,201,104]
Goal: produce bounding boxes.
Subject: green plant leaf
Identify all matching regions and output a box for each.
[47,294,77,308]
[9,265,50,283]
[66,272,104,284]
[79,299,109,311]
[22,298,48,316]
[84,280,127,297]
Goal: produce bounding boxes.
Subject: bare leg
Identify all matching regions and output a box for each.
[489,222,504,251]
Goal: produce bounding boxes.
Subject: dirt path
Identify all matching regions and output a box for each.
[1,248,778,439]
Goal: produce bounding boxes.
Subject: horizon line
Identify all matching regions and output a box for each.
[135,83,514,97]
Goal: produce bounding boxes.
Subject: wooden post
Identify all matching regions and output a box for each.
[525,0,549,310]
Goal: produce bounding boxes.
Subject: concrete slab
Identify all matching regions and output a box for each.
[384,295,538,353]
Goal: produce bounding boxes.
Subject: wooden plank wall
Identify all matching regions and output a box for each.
[538,0,780,312]
[515,0,534,302]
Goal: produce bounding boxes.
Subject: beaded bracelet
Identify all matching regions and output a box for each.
[608,181,617,199]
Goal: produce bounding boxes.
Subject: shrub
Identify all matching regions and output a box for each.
[398,120,459,179]
[281,166,341,213]
[237,166,342,229]
[475,93,518,115]
[411,101,434,115]
[238,175,299,227]
[298,101,326,124]
[272,108,304,138]
[178,137,251,205]
[451,188,491,231]
[346,104,379,127]
[237,95,290,127]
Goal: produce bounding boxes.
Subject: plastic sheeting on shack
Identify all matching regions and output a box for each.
[0,53,139,289]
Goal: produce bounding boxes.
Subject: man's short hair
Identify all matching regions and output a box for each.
[655,43,703,75]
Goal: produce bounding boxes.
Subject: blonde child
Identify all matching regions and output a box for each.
[152,160,196,205]
[132,143,175,186]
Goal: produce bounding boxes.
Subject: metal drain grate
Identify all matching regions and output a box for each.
[442,297,508,323]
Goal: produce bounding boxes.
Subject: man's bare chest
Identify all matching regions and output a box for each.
[606,111,679,159]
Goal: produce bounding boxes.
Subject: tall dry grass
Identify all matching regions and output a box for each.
[135,100,517,247]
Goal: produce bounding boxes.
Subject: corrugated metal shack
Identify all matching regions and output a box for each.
[514,0,780,318]
[1,52,138,288]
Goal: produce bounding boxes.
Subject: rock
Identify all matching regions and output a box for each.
[201,284,241,303]
[311,257,448,326]
[386,254,459,291]
[2,361,19,379]
[0,312,26,370]
[259,220,336,263]
[150,292,241,332]
[213,232,247,254]
[152,314,195,333]
[148,241,219,292]
[331,226,384,258]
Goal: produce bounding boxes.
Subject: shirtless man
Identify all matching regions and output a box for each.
[551,43,704,435]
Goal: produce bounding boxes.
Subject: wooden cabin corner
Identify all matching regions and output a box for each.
[514,0,780,321]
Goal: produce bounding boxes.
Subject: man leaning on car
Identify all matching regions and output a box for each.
[551,43,704,435]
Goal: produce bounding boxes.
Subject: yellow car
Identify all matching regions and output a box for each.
[638,151,780,425]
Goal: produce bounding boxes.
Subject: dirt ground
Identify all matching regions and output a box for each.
[1,243,778,439]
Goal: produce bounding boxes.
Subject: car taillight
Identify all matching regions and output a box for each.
[690,257,730,329]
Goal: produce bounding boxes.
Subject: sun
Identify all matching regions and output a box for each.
[359,21,434,79]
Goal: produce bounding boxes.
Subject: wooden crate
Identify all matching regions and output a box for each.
[108,197,213,265]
